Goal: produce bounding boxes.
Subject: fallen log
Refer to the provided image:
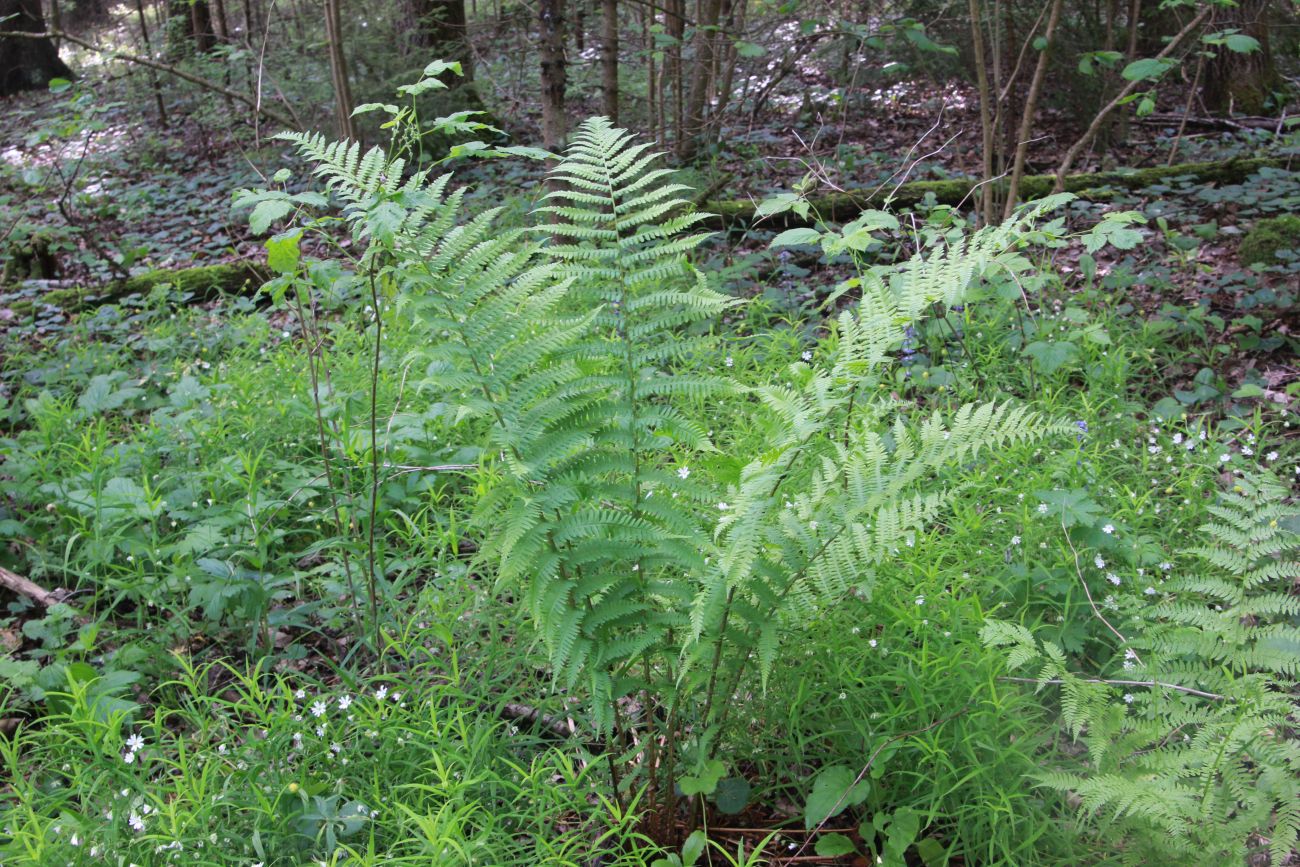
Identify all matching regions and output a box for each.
[5,261,265,317]
[701,155,1296,229]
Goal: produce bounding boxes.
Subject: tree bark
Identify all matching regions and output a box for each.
[968,0,995,224]
[64,0,108,30]
[323,0,355,141]
[538,0,567,152]
[190,0,215,52]
[600,0,616,121]
[1200,0,1279,115]
[1001,0,1063,218]
[409,0,474,80]
[677,0,722,161]
[0,0,72,95]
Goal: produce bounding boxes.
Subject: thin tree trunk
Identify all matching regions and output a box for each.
[323,0,355,140]
[666,0,683,152]
[600,0,617,121]
[678,0,721,160]
[212,0,230,40]
[968,0,995,224]
[1002,0,1063,218]
[134,0,169,127]
[710,0,743,127]
[538,0,567,153]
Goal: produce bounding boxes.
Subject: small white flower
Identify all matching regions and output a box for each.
[717,502,729,510]
[338,695,353,711]
[1037,503,1049,514]
[724,356,734,368]
[677,466,690,480]
[868,639,878,648]
[1172,433,1183,444]
[1220,453,1231,463]
[1266,451,1278,461]
[123,750,137,764]
[915,595,925,606]
[1107,573,1121,586]
[1144,586,1157,596]
[1010,535,1021,546]
[1159,562,1172,571]
[125,733,145,752]
[311,700,327,718]
[1123,693,1135,704]
[1094,555,1105,569]
[295,689,306,700]
[374,685,388,701]
[801,350,812,362]
[129,813,145,832]
[1102,524,1114,535]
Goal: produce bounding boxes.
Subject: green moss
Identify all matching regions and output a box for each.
[4,263,263,318]
[1238,215,1300,265]
[702,156,1293,228]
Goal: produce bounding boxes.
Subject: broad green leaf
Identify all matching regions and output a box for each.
[681,830,707,867]
[814,834,857,857]
[266,230,302,274]
[1023,340,1079,374]
[771,227,823,248]
[714,776,751,814]
[249,199,293,234]
[804,765,870,828]
[1122,57,1174,81]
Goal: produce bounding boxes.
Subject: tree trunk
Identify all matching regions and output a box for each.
[190,0,215,51]
[600,0,616,121]
[65,0,108,30]
[0,0,73,96]
[323,0,355,140]
[677,0,722,161]
[1002,0,1063,218]
[968,0,995,224]
[410,0,474,80]
[538,0,566,152]
[134,0,169,126]
[1200,0,1279,115]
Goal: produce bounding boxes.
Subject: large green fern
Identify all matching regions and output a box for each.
[277,114,1070,833]
[984,472,1300,865]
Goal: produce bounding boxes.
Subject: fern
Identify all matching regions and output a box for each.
[277,113,1069,826]
[985,471,1300,864]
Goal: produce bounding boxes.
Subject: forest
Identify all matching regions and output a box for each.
[1,0,1299,863]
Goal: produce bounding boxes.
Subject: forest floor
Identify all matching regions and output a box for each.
[2,63,1300,866]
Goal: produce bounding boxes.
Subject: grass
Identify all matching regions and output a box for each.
[2,172,1297,866]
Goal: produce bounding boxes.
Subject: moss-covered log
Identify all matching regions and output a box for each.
[702,156,1296,228]
[6,261,264,317]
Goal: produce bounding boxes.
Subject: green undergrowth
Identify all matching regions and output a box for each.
[2,137,1298,866]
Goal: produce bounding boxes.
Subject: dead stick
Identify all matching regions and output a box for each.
[0,29,297,130]
[0,566,62,608]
